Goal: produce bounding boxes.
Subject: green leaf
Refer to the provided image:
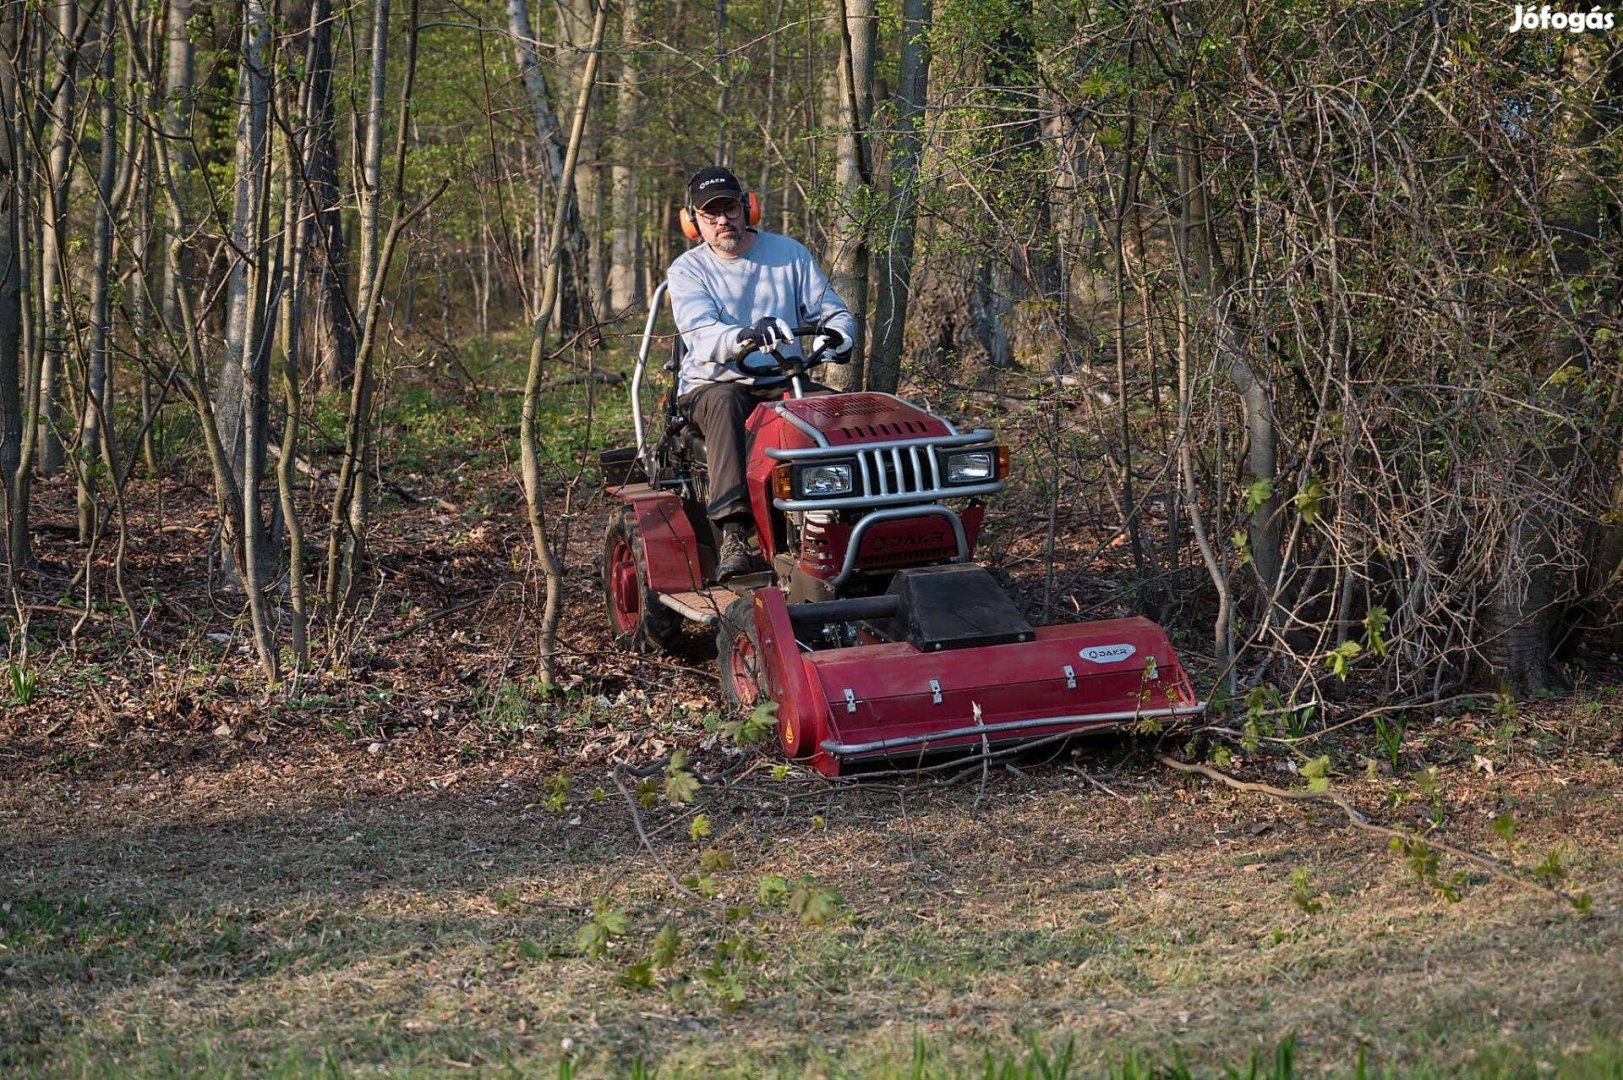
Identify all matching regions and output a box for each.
[1230,530,1252,565]
[689,814,712,842]
[787,882,843,926]
[721,700,778,746]
[1491,813,1518,845]
[596,904,630,937]
[652,924,682,968]
[1289,868,1325,915]
[1323,640,1362,680]
[1363,606,1390,657]
[756,874,789,906]
[665,765,700,806]
[699,848,734,873]
[1244,477,1275,514]
[1302,755,1331,791]
[615,959,655,990]
[1293,477,1324,525]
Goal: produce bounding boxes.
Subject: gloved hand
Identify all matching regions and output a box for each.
[736,316,795,354]
[810,326,852,362]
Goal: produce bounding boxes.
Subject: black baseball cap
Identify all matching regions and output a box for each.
[687,166,744,209]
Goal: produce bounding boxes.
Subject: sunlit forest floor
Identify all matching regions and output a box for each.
[4,332,1623,1077]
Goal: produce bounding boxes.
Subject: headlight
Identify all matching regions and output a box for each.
[798,463,854,497]
[944,450,996,484]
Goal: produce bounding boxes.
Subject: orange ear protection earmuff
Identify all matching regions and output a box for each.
[679,190,762,241]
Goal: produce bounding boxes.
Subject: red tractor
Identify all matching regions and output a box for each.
[601,283,1205,775]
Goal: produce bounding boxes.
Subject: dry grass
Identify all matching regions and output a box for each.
[3,727,1621,1077]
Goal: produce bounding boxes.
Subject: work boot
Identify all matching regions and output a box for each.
[716,521,758,582]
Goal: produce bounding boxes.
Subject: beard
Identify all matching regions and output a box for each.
[711,232,742,254]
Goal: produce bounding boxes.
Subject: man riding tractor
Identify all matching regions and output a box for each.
[668,165,856,581]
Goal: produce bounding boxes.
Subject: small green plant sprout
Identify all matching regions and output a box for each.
[1324,640,1361,680]
[615,958,657,991]
[664,751,700,805]
[1289,868,1325,915]
[1300,755,1332,792]
[635,778,659,808]
[1414,766,1446,825]
[1389,834,1467,902]
[543,773,571,813]
[1532,846,1569,888]
[1493,684,1520,721]
[5,660,37,706]
[721,699,777,746]
[1293,476,1325,524]
[575,900,630,958]
[787,880,843,925]
[770,763,790,781]
[651,924,682,968]
[1231,529,1252,566]
[1491,812,1519,847]
[1374,714,1404,769]
[1363,606,1390,656]
[689,813,712,842]
[756,874,789,907]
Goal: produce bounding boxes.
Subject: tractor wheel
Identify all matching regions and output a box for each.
[602,508,682,653]
[716,596,763,712]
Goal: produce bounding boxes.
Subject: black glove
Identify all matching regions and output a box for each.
[736,316,794,354]
[810,326,852,362]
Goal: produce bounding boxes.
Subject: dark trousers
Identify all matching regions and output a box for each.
[679,380,828,523]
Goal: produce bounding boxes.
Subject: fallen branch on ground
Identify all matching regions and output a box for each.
[1156,753,1589,910]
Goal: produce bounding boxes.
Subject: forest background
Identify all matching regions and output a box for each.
[1,0,1622,1076]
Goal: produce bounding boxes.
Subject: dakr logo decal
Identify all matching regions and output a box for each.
[1080,643,1136,664]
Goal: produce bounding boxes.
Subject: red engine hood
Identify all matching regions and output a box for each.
[778,393,953,448]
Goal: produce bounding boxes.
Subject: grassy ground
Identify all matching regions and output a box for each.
[4,331,1623,1077]
[4,713,1621,1077]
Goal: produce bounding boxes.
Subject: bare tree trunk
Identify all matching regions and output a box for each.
[521,0,607,685]
[159,0,192,390]
[0,0,23,576]
[868,0,929,394]
[38,0,76,478]
[304,0,355,390]
[223,0,279,681]
[325,0,428,613]
[506,0,582,333]
[607,0,642,315]
[277,99,309,673]
[77,2,117,543]
[827,0,874,391]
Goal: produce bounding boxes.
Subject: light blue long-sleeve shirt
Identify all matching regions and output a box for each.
[667,231,856,397]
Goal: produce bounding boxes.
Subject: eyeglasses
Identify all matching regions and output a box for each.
[694,200,743,222]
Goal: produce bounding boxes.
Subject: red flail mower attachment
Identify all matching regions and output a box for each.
[749,566,1204,777]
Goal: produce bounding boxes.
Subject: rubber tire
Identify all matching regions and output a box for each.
[602,507,683,654]
[716,596,764,712]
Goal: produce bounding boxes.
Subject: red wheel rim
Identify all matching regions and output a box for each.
[609,539,639,632]
[729,634,760,708]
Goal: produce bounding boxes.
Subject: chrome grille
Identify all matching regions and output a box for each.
[858,444,938,498]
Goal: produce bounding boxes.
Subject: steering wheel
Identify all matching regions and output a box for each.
[739,324,839,375]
